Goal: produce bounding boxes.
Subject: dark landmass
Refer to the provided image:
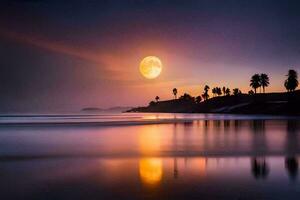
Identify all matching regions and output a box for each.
[127,90,300,115]
[81,106,132,113]
[81,107,103,112]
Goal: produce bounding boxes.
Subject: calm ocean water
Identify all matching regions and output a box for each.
[1,113,300,200]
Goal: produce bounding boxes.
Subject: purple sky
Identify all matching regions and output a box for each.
[0,0,300,112]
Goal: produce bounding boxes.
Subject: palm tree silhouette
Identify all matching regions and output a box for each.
[233,88,241,96]
[225,88,231,96]
[179,93,193,101]
[216,87,222,96]
[250,74,261,94]
[222,86,226,96]
[248,90,254,95]
[155,96,160,102]
[173,88,178,99]
[204,85,210,93]
[202,85,210,101]
[284,69,299,92]
[212,87,216,97]
[260,73,270,93]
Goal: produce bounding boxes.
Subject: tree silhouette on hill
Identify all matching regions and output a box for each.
[173,88,178,99]
[248,90,254,95]
[250,74,261,94]
[284,69,298,92]
[233,88,242,96]
[195,96,202,103]
[155,96,160,102]
[202,85,210,101]
[225,88,231,96]
[212,87,217,97]
[216,87,222,96]
[260,73,270,93]
[222,87,226,96]
[179,93,194,101]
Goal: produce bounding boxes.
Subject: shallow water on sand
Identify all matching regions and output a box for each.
[1,113,300,200]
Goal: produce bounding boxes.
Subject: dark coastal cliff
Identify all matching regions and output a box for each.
[127,91,300,115]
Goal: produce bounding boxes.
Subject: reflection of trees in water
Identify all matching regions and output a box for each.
[213,120,221,129]
[251,157,269,179]
[223,120,230,131]
[252,120,265,133]
[285,157,298,181]
[251,120,268,154]
[250,121,269,179]
[234,120,242,132]
[285,120,299,181]
[204,120,209,128]
[173,123,179,178]
[286,120,299,155]
[202,120,245,153]
[174,157,178,179]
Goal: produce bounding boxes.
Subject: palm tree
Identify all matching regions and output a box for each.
[173,88,178,99]
[284,69,298,92]
[179,93,193,101]
[250,74,261,94]
[212,87,216,97]
[233,88,241,96]
[195,96,202,103]
[222,87,226,96]
[248,90,254,95]
[202,93,209,101]
[155,96,160,102]
[216,87,222,96]
[204,85,210,93]
[225,88,231,96]
[203,85,210,101]
[260,73,270,93]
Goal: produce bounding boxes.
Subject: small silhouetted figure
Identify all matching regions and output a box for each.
[173,88,178,99]
[285,157,298,181]
[284,69,298,92]
[251,158,269,179]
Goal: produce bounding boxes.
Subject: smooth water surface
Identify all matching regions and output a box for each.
[1,113,300,199]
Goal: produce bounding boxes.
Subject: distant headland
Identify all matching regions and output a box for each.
[82,106,132,113]
[127,70,300,115]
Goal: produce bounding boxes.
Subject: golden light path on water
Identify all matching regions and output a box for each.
[138,125,163,185]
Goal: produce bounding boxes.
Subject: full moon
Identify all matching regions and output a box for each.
[139,56,162,79]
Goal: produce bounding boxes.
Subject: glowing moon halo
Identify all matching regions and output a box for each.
[139,56,162,79]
